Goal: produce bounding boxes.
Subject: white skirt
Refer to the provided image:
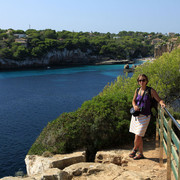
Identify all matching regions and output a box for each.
[129,114,151,137]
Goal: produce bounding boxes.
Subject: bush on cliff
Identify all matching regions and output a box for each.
[28,92,132,159]
[28,48,180,158]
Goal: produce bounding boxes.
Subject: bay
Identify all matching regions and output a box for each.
[0,61,143,178]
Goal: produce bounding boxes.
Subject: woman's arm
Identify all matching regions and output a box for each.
[151,88,166,108]
[132,89,140,111]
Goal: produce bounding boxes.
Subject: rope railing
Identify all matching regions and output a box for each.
[156,106,180,180]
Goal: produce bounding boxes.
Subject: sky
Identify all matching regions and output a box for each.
[1,0,180,34]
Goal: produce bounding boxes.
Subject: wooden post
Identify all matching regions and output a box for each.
[156,115,160,148]
[167,118,172,180]
[159,108,164,167]
[178,143,180,180]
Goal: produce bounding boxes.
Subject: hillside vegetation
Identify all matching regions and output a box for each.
[1,29,179,61]
[28,48,180,160]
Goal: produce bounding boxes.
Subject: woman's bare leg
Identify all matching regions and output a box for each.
[138,136,143,154]
[133,135,142,151]
[130,135,144,158]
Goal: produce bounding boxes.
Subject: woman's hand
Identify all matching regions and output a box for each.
[134,105,140,111]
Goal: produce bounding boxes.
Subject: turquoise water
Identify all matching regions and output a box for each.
[0,63,139,79]
[0,61,143,178]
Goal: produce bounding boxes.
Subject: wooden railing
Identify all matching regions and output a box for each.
[156,107,180,180]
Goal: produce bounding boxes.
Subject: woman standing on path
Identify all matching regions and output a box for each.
[129,74,165,160]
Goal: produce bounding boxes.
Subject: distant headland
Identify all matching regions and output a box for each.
[0,29,179,70]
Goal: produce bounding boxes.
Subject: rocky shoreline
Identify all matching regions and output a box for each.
[0,57,154,72]
[0,58,135,71]
[95,59,134,65]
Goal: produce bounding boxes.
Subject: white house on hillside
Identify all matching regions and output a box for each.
[14,34,27,38]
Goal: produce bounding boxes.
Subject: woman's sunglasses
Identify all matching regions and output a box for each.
[138,79,146,82]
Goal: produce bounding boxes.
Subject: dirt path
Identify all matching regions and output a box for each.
[122,138,175,180]
[71,138,175,180]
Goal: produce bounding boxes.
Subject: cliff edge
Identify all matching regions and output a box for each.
[2,138,174,180]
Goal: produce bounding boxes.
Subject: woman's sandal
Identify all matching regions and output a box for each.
[133,153,145,160]
[129,149,138,158]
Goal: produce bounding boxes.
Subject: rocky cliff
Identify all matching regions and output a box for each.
[0,49,99,70]
[0,48,136,70]
[154,42,180,58]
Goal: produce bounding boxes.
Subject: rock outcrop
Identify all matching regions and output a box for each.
[25,151,86,176]
[95,149,129,166]
[1,168,69,180]
[1,141,169,180]
[154,42,178,58]
[63,162,124,179]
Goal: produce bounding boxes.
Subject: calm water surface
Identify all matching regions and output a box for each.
[0,62,143,177]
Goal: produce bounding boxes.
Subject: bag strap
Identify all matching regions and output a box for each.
[146,86,152,98]
[136,87,140,98]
